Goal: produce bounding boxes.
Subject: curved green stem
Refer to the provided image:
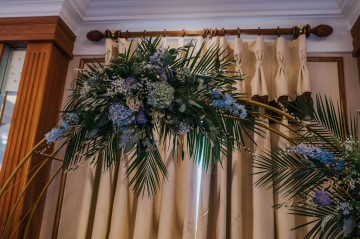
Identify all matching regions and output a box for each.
[0,138,46,198]
[2,159,49,238]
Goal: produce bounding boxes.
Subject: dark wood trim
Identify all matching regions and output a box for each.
[352,16,360,83]
[0,16,75,58]
[0,17,75,239]
[307,56,347,116]
[0,43,4,60]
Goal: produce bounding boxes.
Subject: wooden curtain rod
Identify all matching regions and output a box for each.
[86,24,333,42]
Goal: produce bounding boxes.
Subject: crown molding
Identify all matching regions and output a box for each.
[0,1,63,17]
[84,0,341,20]
[337,0,360,27]
[59,0,86,33]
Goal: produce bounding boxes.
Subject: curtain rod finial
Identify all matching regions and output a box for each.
[293,24,333,39]
[86,30,104,42]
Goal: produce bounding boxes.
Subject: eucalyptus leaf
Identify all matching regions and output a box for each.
[343,216,356,237]
[124,130,143,153]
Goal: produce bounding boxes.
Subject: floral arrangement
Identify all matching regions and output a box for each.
[44,38,255,195]
[253,96,360,238]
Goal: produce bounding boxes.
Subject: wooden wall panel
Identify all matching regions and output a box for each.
[0,16,74,239]
[0,43,69,239]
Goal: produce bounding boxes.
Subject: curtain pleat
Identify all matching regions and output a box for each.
[296,35,310,95]
[58,34,311,239]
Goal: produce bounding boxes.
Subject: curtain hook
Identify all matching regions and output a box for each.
[126,30,129,40]
[163,29,166,37]
[257,27,261,36]
[222,28,225,36]
[144,30,147,37]
[237,27,240,38]
[277,26,280,37]
[182,29,186,37]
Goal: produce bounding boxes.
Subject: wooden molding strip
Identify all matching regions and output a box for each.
[0,16,75,58]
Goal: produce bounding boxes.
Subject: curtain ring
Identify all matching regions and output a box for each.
[182,29,186,37]
[203,28,207,38]
[237,27,240,38]
[214,28,218,37]
[277,26,280,37]
[126,30,129,40]
[163,29,166,37]
[222,28,225,36]
[257,27,261,36]
[209,28,213,39]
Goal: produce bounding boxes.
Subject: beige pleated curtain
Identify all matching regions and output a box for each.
[57,34,310,239]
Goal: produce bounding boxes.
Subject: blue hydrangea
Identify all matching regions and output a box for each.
[315,190,331,207]
[45,127,64,144]
[147,81,175,109]
[108,103,135,127]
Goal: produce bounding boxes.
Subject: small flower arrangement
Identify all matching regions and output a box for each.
[253,95,360,238]
[45,38,254,195]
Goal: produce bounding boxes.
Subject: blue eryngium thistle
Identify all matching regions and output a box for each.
[315,190,331,207]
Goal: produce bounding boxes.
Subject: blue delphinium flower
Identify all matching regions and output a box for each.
[239,111,248,119]
[224,93,236,107]
[334,160,345,171]
[64,113,79,124]
[339,202,353,215]
[108,103,135,127]
[315,190,331,207]
[45,128,64,144]
[60,119,70,131]
[210,99,225,108]
[136,112,148,125]
[212,88,222,98]
[288,144,342,170]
